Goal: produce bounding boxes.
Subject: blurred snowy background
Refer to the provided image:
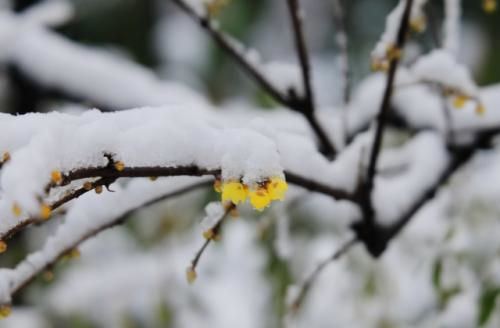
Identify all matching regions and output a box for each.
[0,0,500,327]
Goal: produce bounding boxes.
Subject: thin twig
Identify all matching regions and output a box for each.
[6,181,212,298]
[358,0,414,229]
[286,0,336,156]
[169,0,289,105]
[189,203,235,272]
[0,177,115,241]
[332,0,350,105]
[291,237,358,311]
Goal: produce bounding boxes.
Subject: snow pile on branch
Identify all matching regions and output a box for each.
[0,106,284,215]
[371,0,429,60]
[411,50,478,97]
[0,177,208,305]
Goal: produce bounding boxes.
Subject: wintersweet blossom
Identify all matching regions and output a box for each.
[218,177,288,211]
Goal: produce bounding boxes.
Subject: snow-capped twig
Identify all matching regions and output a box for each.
[186,202,236,283]
[0,180,212,304]
[290,237,357,311]
[356,0,414,255]
[0,177,115,241]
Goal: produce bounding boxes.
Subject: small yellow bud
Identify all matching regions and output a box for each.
[371,59,389,72]
[1,152,10,163]
[51,170,62,184]
[83,181,93,190]
[43,270,54,282]
[40,204,52,220]
[203,229,215,240]
[410,15,427,33]
[476,103,486,116]
[0,241,7,253]
[95,185,103,194]
[149,176,158,182]
[453,94,468,109]
[386,44,402,61]
[64,248,80,259]
[483,0,497,13]
[12,203,21,217]
[0,305,11,319]
[186,266,197,284]
[229,207,239,218]
[206,0,232,16]
[213,179,222,193]
[114,161,125,171]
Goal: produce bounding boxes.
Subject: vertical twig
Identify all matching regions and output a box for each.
[332,0,351,105]
[286,0,337,157]
[354,0,415,257]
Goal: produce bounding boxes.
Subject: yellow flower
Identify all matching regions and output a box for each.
[483,0,497,13]
[221,181,248,204]
[453,94,468,109]
[267,177,288,201]
[249,187,272,211]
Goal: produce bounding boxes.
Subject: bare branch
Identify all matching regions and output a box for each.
[170,0,336,157]
[286,0,337,156]
[188,203,235,279]
[331,0,351,105]
[169,0,289,106]
[354,0,415,254]
[291,237,357,311]
[0,177,115,241]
